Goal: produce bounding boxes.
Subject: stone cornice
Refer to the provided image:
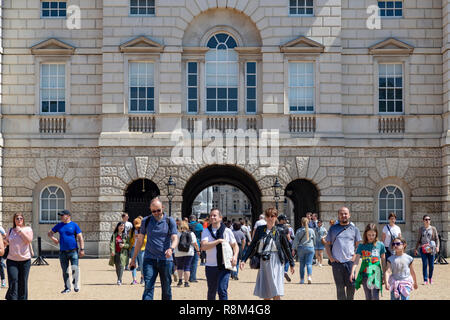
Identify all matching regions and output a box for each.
[30,38,76,55]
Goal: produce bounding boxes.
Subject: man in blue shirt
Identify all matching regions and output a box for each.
[48,210,85,294]
[325,206,361,300]
[188,214,203,282]
[130,198,178,300]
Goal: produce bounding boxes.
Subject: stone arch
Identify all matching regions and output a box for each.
[181,164,262,223]
[32,177,72,253]
[182,7,262,47]
[373,177,412,236]
[124,178,160,221]
[285,178,320,230]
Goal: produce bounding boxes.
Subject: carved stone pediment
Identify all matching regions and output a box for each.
[280,36,324,54]
[119,36,164,53]
[369,38,414,55]
[31,38,75,55]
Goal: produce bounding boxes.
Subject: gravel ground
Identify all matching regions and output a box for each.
[3,258,448,300]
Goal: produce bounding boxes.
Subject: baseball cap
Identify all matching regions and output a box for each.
[58,210,71,216]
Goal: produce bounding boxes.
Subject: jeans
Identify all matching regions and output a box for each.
[132,249,145,279]
[189,251,199,281]
[231,246,242,279]
[331,261,355,300]
[142,257,173,300]
[205,266,231,300]
[390,290,410,300]
[362,276,380,300]
[0,258,5,280]
[420,251,435,282]
[114,254,124,282]
[6,259,31,300]
[298,246,315,280]
[59,250,79,290]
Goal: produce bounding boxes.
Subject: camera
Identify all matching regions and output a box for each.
[260,252,271,261]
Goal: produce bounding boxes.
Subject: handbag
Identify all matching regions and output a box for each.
[250,254,260,269]
[421,228,436,254]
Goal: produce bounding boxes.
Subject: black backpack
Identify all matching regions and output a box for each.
[178,231,192,252]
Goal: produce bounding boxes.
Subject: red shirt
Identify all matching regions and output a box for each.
[115,235,123,253]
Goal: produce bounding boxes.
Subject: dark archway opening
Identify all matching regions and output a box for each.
[125,179,160,222]
[285,179,319,230]
[182,165,262,224]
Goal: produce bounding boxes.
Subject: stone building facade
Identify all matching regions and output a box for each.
[0,0,449,257]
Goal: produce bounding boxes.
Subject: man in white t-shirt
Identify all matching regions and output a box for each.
[201,209,238,300]
[252,214,266,238]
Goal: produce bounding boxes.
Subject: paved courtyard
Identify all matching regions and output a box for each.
[4,258,448,300]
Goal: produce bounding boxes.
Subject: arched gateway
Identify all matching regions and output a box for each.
[182,165,262,223]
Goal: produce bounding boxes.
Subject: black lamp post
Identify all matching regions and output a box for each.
[166,176,176,217]
[272,177,283,210]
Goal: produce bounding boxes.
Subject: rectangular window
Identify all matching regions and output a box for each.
[379,63,403,113]
[378,1,402,17]
[129,62,155,113]
[41,63,66,113]
[246,62,257,114]
[187,62,198,114]
[205,55,238,113]
[41,1,67,18]
[288,62,314,113]
[130,0,155,15]
[289,0,314,16]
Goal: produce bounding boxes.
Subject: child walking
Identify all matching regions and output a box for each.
[384,237,418,300]
[351,223,386,300]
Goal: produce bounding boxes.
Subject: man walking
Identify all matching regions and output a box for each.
[188,214,203,283]
[325,206,361,300]
[201,208,239,300]
[48,210,85,294]
[130,198,178,300]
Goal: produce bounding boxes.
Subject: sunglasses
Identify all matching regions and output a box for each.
[151,209,162,214]
[15,217,24,220]
[392,242,403,246]
[424,218,431,221]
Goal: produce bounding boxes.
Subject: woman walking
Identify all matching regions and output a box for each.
[293,217,316,284]
[129,217,146,285]
[414,215,440,285]
[381,212,402,261]
[174,221,199,288]
[241,208,295,300]
[109,222,130,285]
[314,219,327,267]
[5,213,34,300]
[350,223,386,300]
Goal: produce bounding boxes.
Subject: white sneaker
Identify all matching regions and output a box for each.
[117,280,122,286]
[307,276,312,284]
[318,264,322,267]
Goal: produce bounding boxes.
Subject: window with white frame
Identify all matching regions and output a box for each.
[205,33,238,113]
[187,62,199,113]
[289,0,314,16]
[41,63,66,113]
[41,1,67,18]
[246,62,257,114]
[129,62,155,113]
[288,62,314,113]
[378,185,404,223]
[40,186,65,223]
[379,63,403,113]
[378,1,402,17]
[130,0,155,15]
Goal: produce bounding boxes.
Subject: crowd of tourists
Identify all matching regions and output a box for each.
[0,197,443,301]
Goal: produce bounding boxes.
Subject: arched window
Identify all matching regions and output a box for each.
[205,33,238,113]
[40,186,65,223]
[378,185,404,223]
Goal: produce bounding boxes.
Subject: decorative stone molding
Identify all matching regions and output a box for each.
[119,36,165,53]
[369,37,414,56]
[31,38,76,55]
[280,36,325,54]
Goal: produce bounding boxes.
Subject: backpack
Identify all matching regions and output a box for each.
[178,231,192,252]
